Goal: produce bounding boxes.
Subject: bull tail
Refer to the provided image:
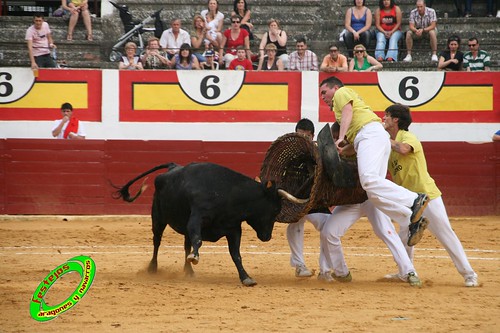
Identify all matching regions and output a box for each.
[112,163,178,202]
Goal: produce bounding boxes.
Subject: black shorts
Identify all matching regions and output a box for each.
[35,53,56,68]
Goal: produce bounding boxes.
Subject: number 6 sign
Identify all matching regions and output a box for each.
[0,68,36,104]
[377,72,445,107]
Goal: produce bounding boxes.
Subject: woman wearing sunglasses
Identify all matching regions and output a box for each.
[349,44,383,72]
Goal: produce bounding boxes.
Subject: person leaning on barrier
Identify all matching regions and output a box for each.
[25,13,56,70]
[52,102,86,140]
[463,37,491,72]
[320,43,348,72]
[257,43,284,70]
[437,35,463,71]
[142,37,171,69]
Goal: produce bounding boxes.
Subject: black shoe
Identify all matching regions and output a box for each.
[410,193,429,223]
[408,216,429,246]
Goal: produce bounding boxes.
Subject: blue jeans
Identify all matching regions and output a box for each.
[375,30,403,61]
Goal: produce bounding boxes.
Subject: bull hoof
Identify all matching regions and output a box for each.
[187,253,199,265]
[242,277,257,287]
[148,262,158,274]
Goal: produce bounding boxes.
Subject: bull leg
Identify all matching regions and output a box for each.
[148,199,167,273]
[186,212,203,265]
[183,235,195,277]
[226,227,256,286]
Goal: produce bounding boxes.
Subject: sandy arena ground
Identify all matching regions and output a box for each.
[0,215,498,333]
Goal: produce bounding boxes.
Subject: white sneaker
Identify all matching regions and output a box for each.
[295,265,313,278]
[431,54,438,62]
[383,273,407,282]
[465,275,479,287]
[317,271,334,282]
[403,54,412,62]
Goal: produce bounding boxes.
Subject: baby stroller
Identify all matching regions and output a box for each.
[108,1,164,62]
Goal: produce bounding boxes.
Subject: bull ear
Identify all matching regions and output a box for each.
[266,180,273,189]
[254,176,261,183]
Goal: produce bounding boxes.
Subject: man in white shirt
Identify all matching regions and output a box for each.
[159,18,191,59]
[288,36,318,71]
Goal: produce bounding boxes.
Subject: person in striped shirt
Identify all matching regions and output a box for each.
[463,37,491,71]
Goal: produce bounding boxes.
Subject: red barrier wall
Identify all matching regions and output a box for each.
[0,139,498,216]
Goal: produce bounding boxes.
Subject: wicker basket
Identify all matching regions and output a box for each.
[260,127,367,223]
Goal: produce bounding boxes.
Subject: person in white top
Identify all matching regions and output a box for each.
[52,102,86,140]
[200,0,224,49]
[159,18,191,59]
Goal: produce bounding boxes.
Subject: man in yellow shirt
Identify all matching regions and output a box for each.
[319,76,429,231]
[384,104,478,287]
[318,76,429,286]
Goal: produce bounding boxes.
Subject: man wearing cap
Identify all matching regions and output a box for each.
[52,102,86,140]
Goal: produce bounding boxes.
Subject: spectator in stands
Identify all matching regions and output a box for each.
[191,14,209,64]
[258,19,289,69]
[257,43,284,70]
[349,44,383,71]
[25,14,56,70]
[171,43,200,70]
[201,0,224,50]
[493,130,500,141]
[403,0,438,63]
[288,36,318,71]
[61,0,93,41]
[320,43,348,72]
[463,37,491,71]
[202,50,219,70]
[232,0,254,40]
[464,0,495,17]
[228,45,253,70]
[142,37,171,69]
[343,0,373,58]
[160,18,191,59]
[437,35,463,71]
[52,102,86,140]
[219,15,250,69]
[374,0,403,62]
[119,42,143,70]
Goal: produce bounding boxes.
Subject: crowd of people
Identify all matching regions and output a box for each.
[25,0,495,72]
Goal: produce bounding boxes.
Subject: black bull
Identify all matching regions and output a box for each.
[113,162,307,286]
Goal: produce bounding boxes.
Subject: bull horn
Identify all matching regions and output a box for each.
[278,189,309,204]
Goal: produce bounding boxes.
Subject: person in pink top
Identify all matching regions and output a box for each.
[25,14,56,70]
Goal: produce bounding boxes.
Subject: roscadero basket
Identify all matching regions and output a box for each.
[259,133,320,223]
[260,126,367,223]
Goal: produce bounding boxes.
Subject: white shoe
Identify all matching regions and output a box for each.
[403,54,412,62]
[431,54,438,62]
[407,272,422,287]
[317,271,334,282]
[295,265,313,278]
[383,273,407,282]
[465,275,478,287]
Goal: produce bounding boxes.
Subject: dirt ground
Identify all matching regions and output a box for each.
[0,215,498,333]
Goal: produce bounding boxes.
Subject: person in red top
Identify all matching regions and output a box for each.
[228,46,253,70]
[374,0,402,62]
[219,15,250,68]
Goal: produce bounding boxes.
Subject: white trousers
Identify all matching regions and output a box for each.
[398,196,477,279]
[286,213,330,272]
[354,122,419,226]
[320,200,416,277]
